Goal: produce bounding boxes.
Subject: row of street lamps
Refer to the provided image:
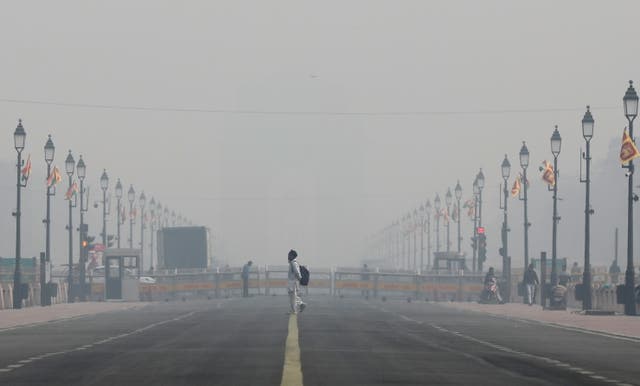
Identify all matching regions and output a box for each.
[366,82,638,315]
[10,122,192,309]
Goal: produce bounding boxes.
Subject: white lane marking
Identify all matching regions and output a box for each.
[0,309,200,376]
[423,320,623,385]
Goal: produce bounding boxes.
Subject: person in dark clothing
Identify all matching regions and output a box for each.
[361,264,371,298]
[523,263,539,305]
[241,260,253,297]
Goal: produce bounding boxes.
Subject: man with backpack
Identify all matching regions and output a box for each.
[288,249,307,314]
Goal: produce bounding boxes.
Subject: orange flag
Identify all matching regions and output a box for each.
[21,155,31,181]
[541,161,555,186]
[65,181,79,200]
[46,166,62,187]
[511,176,521,197]
[620,128,640,164]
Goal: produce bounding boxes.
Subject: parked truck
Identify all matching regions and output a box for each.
[157,226,213,269]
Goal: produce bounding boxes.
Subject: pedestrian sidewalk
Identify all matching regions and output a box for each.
[0,302,146,330]
[439,302,640,339]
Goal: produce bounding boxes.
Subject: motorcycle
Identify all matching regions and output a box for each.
[479,277,503,304]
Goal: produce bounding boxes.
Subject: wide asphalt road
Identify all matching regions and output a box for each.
[0,296,638,385]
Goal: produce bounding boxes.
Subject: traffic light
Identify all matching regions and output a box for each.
[470,236,477,250]
[107,235,115,248]
[478,233,487,263]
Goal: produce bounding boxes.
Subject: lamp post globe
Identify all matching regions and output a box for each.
[551,126,562,157]
[139,191,146,209]
[76,156,86,181]
[502,155,511,180]
[128,185,136,204]
[65,151,75,176]
[115,179,123,200]
[455,181,462,200]
[519,141,529,169]
[100,170,109,191]
[434,194,441,211]
[14,119,26,152]
[476,169,485,189]
[44,135,55,164]
[473,179,479,195]
[582,106,594,140]
[624,80,639,120]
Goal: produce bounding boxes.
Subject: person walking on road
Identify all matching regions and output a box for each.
[524,263,539,306]
[288,250,306,314]
[241,260,253,298]
[361,264,371,299]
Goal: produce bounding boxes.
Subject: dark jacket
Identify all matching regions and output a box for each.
[524,268,539,285]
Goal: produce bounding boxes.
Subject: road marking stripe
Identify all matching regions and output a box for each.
[0,369,12,373]
[281,314,303,386]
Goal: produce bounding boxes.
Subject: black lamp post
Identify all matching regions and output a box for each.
[445,188,452,253]
[434,194,441,253]
[65,150,76,303]
[100,170,109,248]
[476,169,485,272]
[476,169,485,227]
[623,81,638,316]
[43,134,55,307]
[425,200,432,270]
[580,106,594,310]
[500,155,511,302]
[77,156,87,301]
[139,191,146,276]
[519,142,530,282]
[13,120,27,309]
[149,197,156,271]
[412,209,418,270]
[128,185,135,249]
[472,179,480,272]
[550,126,562,287]
[115,179,123,248]
[419,204,425,273]
[455,181,462,255]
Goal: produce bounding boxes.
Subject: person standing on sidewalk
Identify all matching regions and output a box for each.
[524,263,539,306]
[241,260,253,298]
[287,250,306,314]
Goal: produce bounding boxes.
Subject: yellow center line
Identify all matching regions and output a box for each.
[281,313,303,386]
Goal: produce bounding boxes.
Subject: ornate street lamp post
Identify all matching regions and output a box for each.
[500,155,511,302]
[550,126,562,287]
[65,150,76,303]
[149,197,156,272]
[445,188,452,253]
[455,181,462,254]
[139,191,146,276]
[13,120,27,309]
[115,179,123,248]
[472,179,480,272]
[100,170,109,248]
[434,194,441,253]
[519,142,530,278]
[43,134,55,307]
[77,156,87,301]
[425,200,432,270]
[419,204,426,273]
[622,81,638,315]
[580,106,594,310]
[128,185,135,249]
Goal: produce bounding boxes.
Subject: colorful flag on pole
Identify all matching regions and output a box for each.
[21,154,31,182]
[46,166,62,187]
[463,199,475,219]
[620,128,640,164]
[64,181,79,200]
[540,160,555,186]
[131,207,137,220]
[511,175,521,197]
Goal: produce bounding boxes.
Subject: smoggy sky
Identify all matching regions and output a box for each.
[1,1,639,269]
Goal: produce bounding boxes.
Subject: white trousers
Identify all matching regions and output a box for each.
[288,281,303,313]
[526,284,536,304]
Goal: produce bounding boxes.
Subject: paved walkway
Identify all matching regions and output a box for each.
[0,302,146,330]
[439,301,640,339]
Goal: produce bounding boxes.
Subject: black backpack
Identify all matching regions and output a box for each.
[299,265,310,286]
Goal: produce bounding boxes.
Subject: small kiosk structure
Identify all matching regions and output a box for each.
[104,248,140,301]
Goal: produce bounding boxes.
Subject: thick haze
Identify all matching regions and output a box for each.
[0,1,639,269]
